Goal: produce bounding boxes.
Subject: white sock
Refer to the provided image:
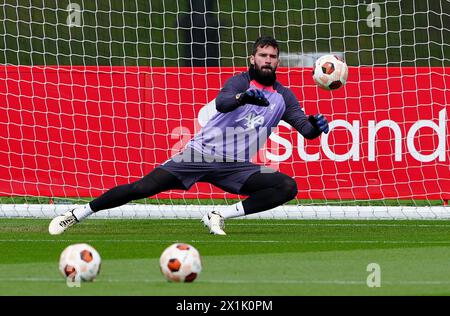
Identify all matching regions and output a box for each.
[219,201,246,219]
[72,204,94,221]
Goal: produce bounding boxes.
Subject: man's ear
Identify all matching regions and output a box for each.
[249,55,255,65]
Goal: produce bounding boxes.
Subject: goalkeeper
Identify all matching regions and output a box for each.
[49,36,329,236]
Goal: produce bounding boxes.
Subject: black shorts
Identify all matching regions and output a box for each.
[157,147,274,194]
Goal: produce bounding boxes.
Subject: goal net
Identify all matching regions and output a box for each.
[0,0,449,219]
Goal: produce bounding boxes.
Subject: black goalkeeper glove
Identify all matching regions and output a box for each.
[308,114,329,134]
[236,89,270,107]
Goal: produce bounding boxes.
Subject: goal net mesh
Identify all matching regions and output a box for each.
[0,0,449,219]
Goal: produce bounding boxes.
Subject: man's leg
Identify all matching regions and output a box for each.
[202,171,297,235]
[238,171,298,215]
[89,168,184,212]
[49,168,184,235]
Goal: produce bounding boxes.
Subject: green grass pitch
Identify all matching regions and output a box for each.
[1,218,450,296]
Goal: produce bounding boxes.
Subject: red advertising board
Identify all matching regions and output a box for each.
[0,66,448,200]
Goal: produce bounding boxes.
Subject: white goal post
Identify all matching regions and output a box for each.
[0,1,448,219]
[1,204,449,220]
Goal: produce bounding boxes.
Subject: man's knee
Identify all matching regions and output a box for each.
[278,177,298,201]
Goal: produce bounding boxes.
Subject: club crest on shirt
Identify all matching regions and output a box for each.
[235,112,265,129]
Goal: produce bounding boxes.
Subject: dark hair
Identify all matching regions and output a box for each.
[252,36,279,56]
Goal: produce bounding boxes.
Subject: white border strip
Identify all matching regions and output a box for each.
[0,204,449,219]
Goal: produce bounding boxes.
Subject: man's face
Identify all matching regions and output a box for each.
[250,45,279,85]
[250,45,279,76]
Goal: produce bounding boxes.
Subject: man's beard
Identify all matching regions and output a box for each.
[249,64,277,86]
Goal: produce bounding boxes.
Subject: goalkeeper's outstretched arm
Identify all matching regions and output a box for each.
[215,73,250,113]
[280,88,328,139]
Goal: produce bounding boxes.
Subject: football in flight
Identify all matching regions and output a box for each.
[312,54,349,90]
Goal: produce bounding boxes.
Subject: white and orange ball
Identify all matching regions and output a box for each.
[59,243,101,282]
[313,54,348,90]
[159,243,202,282]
